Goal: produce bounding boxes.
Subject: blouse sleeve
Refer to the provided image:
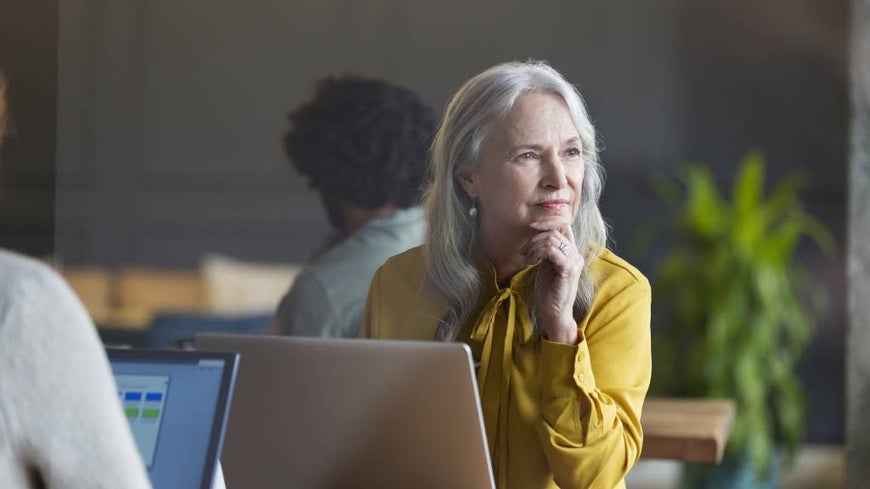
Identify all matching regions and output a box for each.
[535,277,652,488]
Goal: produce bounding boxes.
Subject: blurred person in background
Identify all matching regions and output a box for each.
[274,76,435,338]
[0,74,151,488]
[361,61,651,488]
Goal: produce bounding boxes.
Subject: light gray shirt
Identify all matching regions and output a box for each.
[275,206,425,338]
[0,250,151,489]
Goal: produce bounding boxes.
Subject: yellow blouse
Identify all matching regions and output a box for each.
[361,246,651,489]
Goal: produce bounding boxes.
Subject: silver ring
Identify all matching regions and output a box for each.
[557,241,568,253]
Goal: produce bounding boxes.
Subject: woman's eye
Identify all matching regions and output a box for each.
[517,152,537,161]
[565,147,582,157]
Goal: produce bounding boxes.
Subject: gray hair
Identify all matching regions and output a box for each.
[424,60,608,342]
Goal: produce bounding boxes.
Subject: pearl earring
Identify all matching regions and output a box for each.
[468,198,478,217]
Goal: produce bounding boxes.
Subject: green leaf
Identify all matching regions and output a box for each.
[685,166,725,239]
[796,213,836,255]
[762,172,804,227]
[733,150,765,218]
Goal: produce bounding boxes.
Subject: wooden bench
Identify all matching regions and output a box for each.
[640,397,736,464]
[61,261,300,330]
[62,267,208,330]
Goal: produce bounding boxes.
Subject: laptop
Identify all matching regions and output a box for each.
[107,348,239,489]
[195,334,495,489]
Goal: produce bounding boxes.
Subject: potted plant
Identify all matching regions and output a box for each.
[648,151,832,488]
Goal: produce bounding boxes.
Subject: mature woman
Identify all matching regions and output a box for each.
[0,75,151,488]
[361,61,651,488]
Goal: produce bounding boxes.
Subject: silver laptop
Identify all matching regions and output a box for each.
[195,334,495,489]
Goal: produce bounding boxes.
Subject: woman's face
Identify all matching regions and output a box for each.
[458,91,584,246]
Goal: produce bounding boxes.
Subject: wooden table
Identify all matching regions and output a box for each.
[640,397,736,464]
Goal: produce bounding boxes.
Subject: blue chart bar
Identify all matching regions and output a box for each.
[145,392,163,402]
[125,392,143,401]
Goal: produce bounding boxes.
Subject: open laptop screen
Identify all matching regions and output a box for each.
[195,334,495,489]
[107,349,238,489]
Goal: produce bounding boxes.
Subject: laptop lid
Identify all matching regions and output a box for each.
[107,348,239,489]
[195,334,495,489]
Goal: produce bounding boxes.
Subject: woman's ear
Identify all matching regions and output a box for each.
[455,169,478,198]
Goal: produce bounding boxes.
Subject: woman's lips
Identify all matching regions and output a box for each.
[535,200,570,210]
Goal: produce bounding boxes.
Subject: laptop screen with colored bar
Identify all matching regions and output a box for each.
[107,349,239,489]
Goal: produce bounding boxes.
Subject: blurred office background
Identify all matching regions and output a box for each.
[0,0,849,486]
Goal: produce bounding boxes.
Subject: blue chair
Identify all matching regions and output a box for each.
[143,312,272,350]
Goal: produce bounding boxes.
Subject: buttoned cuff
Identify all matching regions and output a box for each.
[541,338,596,397]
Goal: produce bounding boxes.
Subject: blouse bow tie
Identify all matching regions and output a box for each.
[471,286,534,384]
[470,285,533,483]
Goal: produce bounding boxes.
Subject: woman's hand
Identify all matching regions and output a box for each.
[521,216,584,344]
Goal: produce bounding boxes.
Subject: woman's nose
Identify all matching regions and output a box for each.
[541,155,568,188]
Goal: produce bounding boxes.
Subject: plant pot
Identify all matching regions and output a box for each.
[680,452,781,489]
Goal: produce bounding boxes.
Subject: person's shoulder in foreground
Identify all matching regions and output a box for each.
[0,249,151,489]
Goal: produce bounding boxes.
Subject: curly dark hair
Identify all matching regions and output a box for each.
[284,76,437,209]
